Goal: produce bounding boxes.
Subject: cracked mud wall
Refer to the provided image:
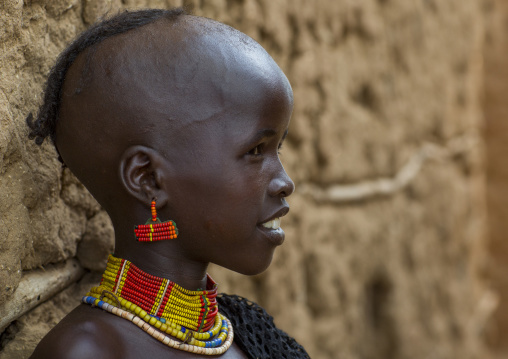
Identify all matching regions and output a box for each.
[0,0,489,358]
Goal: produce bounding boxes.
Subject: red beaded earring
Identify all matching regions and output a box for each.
[134,199,179,242]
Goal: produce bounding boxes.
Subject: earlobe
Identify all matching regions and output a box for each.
[119,146,169,206]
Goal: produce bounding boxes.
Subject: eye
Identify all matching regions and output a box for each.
[247,144,263,156]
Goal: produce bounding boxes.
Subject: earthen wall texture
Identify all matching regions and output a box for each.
[483,0,508,355]
[0,0,489,358]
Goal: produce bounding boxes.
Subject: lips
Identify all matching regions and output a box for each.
[259,206,289,228]
[261,217,281,229]
[257,206,289,246]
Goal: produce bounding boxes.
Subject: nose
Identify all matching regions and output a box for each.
[268,163,295,198]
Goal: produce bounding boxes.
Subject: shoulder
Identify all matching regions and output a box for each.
[30,305,126,359]
[29,303,242,359]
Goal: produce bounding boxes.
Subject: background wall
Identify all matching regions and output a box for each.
[483,0,508,355]
[0,0,491,358]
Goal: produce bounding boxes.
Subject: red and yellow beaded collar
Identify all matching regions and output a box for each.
[83,255,233,355]
[92,255,218,332]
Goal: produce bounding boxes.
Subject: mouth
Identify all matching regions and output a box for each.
[259,205,289,229]
[261,218,281,230]
[257,206,289,246]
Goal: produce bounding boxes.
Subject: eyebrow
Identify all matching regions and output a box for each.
[253,129,277,141]
[251,128,289,142]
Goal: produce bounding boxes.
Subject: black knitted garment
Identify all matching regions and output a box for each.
[217,294,310,359]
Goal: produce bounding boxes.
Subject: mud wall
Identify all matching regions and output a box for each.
[0,0,489,358]
[483,0,508,355]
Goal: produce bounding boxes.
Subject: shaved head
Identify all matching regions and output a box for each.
[55,14,291,217]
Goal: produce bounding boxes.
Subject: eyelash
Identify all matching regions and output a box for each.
[247,144,263,156]
[247,143,284,156]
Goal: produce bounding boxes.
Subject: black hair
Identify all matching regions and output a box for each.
[26,8,186,151]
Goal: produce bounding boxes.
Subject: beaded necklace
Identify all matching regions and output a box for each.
[83,255,234,355]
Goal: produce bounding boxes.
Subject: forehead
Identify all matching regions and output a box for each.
[158,68,293,160]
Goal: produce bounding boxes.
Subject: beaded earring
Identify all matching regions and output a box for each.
[134,199,179,242]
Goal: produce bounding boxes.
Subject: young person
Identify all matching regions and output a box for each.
[27,8,309,359]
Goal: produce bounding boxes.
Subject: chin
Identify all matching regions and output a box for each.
[222,251,275,276]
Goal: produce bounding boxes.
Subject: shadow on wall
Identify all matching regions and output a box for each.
[364,273,397,359]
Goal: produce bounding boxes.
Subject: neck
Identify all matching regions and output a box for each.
[113,229,209,290]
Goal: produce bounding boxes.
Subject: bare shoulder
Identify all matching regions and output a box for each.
[30,304,248,359]
[30,305,126,359]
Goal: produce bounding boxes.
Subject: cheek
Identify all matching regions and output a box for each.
[201,189,261,234]
[170,159,265,234]
[203,191,264,241]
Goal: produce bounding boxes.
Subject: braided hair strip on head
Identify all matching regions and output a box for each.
[26,8,186,149]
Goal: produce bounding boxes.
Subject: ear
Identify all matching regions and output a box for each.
[119,145,169,207]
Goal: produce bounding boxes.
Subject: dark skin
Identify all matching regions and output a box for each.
[31,15,294,359]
